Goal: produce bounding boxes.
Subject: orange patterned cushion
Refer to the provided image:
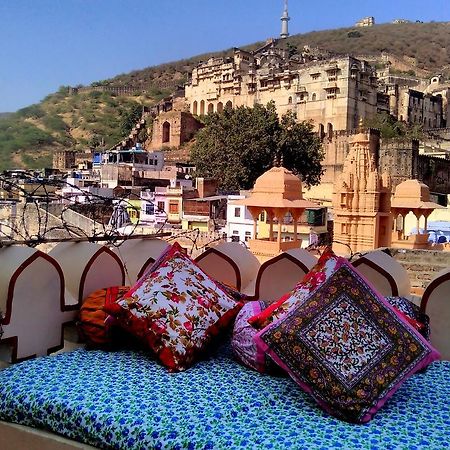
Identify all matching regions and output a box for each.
[78,286,130,347]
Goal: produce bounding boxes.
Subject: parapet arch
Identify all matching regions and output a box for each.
[111,238,170,283]
[49,242,125,308]
[195,242,261,293]
[420,268,450,360]
[254,249,317,303]
[195,247,242,291]
[352,250,410,297]
[0,247,70,362]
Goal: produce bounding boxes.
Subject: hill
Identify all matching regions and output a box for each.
[1,21,449,171]
[102,22,450,92]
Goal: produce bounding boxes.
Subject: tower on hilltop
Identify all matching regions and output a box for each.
[280,0,290,39]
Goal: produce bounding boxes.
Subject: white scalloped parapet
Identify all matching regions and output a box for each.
[0,246,74,362]
[421,268,450,360]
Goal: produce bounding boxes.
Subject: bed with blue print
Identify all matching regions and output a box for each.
[0,347,449,449]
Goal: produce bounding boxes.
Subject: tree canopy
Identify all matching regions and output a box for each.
[364,113,424,140]
[190,103,324,191]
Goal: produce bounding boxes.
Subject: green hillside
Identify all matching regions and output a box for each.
[1,21,449,171]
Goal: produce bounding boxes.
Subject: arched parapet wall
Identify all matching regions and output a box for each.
[254,249,318,303]
[196,248,241,291]
[352,250,410,297]
[420,268,450,361]
[0,247,73,363]
[195,242,260,293]
[49,242,125,307]
[112,239,170,284]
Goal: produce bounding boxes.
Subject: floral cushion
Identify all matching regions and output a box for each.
[254,259,440,423]
[104,242,243,372]
[231,301,281,374]
[249,247,339,329]
[385,296,430,341]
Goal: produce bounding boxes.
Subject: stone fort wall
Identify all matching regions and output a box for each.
[323,131,450,195]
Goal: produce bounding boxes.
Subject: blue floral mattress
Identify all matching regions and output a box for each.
[0,345,449,450]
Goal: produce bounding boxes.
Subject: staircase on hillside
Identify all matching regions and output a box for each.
[109,109,152,151]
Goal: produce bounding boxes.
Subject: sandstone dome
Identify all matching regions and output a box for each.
[391,179,441,209]
[234,166,317,209]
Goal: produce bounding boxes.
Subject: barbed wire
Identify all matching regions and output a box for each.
[0,174,166,248]
[0,174,374,262]
[0,174,230,255]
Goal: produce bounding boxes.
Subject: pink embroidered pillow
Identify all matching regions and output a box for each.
[231,301,280,374]
[104,242,243,372]
[254,259,440,423]
[249,247,339,329]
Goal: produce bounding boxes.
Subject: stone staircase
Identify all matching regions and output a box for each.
[110,111,152,151]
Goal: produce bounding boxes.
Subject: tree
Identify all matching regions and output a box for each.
[278,111,324,187]
[286,42,299,59]
[364,113,424,140]
[190,103,324,191]
[120,104,142,137]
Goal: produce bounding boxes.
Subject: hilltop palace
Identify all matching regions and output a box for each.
[55,1,450,209]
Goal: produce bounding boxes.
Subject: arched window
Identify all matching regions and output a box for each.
[312,93,317,101]
[217,102,223,113]
[192,101,198,115]
[162,121,170,144]
[327,122,333,136]
[225,100,233,110]
[200,100,205,115]
[208,103,214,114]
[318,123,325,140]
[288,96,293,104]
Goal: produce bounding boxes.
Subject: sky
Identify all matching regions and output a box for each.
[0,0,449,112]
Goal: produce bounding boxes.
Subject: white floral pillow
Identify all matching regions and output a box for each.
[104,242,243,371]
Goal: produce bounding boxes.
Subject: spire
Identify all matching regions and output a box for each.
[280,0,290,39]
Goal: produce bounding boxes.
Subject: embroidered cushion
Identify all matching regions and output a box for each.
[231,301,281,374]
[385,296,430,341]
[254,259,440,423]
[78,286,131,347]
[104,242,243,372]
[249,247,339,329]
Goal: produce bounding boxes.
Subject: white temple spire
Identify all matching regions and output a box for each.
[280,0,290,39]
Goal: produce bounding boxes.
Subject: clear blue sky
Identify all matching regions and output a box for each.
[0,0,448,112]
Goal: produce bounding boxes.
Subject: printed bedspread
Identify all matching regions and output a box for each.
[0,346,449,450]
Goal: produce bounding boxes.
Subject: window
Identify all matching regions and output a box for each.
[145,204,155,215]
[162,121,170,143]
[234,207,241,218]
[169,201,179,214]
[312,93,317,101]
[129,209,139,219]
[259,211,265,221]
[157,201,165,212]
[288,96,293,104]
[244,231,251,242]
[311,73,320,80]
